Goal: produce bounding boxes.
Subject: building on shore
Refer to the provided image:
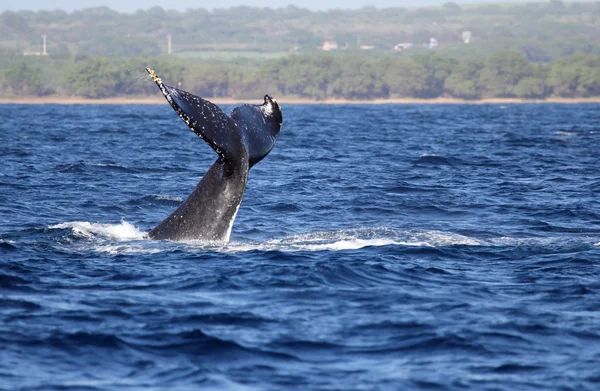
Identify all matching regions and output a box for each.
[393,43,414,51]
[462,31,472,44]
[321,41,339,51]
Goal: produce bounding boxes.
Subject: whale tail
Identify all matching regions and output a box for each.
[146,68,282,167]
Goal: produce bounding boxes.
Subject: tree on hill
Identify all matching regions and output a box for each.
[379,55,455,99]
[548,53,600,97]
[478,50,533,97]
[66,57,119,98]
[3,61,47,95]
[443,58,485,100]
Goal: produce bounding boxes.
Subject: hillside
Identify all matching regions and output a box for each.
[0,1,599,61]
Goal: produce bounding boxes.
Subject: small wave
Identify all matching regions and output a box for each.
[126,194,184,206]
[0,298,41,310]
[94,244,161,255]
[49,221,146,241]
[413,154,464,166]
[0,239,18,251]
[0,274,32,289]
[267,202,301,212]
[93,163,136,173]
[384,184,442,194]
[554,131,577,137]
[489,236,597,249]
[56,162,87,172]
[33,330,126,351]
[153,195,184,202]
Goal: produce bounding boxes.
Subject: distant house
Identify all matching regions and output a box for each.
[394,43,413,51]
[322,41,339,51]
[360,45,375,50]
[462,31,472,44]
[429,38,439,49]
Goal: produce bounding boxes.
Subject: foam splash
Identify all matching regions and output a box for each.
[223,230,597,253]
[94,244,161,255]
[300,238,398,251]
[49,221,146,241]
[45,222,598,255]
[154,195,184,202]
[223,228,481,253]
[554,131,577,137]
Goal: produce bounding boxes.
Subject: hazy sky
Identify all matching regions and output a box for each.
[0,0,579,13]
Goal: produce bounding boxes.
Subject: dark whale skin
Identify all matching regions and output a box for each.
[145,68,282,242]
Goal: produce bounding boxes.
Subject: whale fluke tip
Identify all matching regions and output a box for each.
[264,94,278,105]
[145,67,162,84]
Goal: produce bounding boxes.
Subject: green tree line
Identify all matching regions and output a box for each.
[1,51,599,100]
[0,1,599,61]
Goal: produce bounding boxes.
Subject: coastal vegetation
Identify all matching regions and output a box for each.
[0,1,599,101]
[0,51,599,101]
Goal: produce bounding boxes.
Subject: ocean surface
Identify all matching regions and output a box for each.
[1,102,599,390]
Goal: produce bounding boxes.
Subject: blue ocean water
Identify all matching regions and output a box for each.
[1,102,599,390]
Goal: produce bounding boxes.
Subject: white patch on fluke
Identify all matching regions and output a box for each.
[262,103,273,116]
[224,203,242,243]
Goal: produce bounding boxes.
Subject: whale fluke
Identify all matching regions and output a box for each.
[145,67,282,242]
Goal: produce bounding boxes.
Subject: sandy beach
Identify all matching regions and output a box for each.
[1,95,599,105]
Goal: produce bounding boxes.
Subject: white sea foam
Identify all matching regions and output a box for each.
[223,229,598,253]
[48,220,153,255]
[554,131,577,137]
[94,163,124,168]
[222,228,482,253]
[49,221,146,240]
[94,244,161,255]
[296,238,399,251]
[154,195,184,202]
[46,222,599,254]
[485,236,597,248]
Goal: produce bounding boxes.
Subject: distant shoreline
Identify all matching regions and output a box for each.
[1,96,600,105]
